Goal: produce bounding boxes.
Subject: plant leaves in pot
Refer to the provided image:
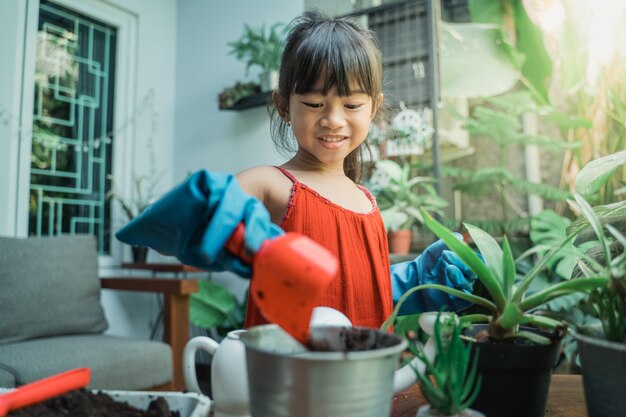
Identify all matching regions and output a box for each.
[227,22,284,92]
[565,183,626,417]
[382,208,607,417]
[410,312,485,417]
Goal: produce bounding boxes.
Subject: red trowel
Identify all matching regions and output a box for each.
[0,368,91,416]
[225,224,338,345]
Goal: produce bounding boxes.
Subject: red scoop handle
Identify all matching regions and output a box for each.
[224,223,255,264]
[0,368,91,415]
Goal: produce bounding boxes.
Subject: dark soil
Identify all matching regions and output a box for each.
[308,326,401,352]
[8,389,181,417]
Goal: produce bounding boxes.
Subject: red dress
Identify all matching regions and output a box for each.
[244,167,393,329]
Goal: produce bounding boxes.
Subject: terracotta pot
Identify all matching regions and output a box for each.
[388,230,412,254]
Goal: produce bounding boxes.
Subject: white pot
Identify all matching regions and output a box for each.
[259,70,278,92]
[184,329,249,417]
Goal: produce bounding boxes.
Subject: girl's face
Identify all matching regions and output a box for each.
[286,79,382,168]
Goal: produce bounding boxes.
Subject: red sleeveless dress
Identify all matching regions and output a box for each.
[244,167,394,329]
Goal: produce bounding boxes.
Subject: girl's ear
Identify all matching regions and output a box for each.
[371,93,384,119]
[272,91,289,121]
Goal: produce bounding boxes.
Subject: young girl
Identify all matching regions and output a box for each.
[236,11,474,328]
[116,11,475,330]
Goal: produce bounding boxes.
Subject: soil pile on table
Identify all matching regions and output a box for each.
[8,389,181,417]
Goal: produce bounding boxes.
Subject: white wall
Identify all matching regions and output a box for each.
[0,1,31,236]
[172,0,305,315]
[173,0,304,180]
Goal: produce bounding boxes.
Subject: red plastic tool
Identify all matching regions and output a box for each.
[0,368,91,416]
[226,224,338,345]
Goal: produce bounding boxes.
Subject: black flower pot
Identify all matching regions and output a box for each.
[131,246,148,263]
[573,329,626,417]
[465,324,563,417]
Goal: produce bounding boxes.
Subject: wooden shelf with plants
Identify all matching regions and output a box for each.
[219,21,283,112]
[220,91,272,111]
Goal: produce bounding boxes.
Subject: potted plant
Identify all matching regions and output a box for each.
[382,207,606,417]
[410,312,484,417]
[369,159,448,254]
[228,22,284,92]
[108,174,161,263]
[559,150,626,417]
[218,81,261,109]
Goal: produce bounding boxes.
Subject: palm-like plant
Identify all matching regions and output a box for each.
[410,313,481,416]
[382,208,607,344]
[228,23,284,75]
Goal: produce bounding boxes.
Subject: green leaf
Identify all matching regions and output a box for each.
[502,236,515,300]
[465,223,504,285]
[497,302,524,329]
[575,150,626,199]
[567,201,626,242]
[380,283,496,333]
[513,0,553,104]
[513,231,577,302]
[422,209,506,310]
[572,194,611,264]
[515,330,551,345]
[189,280,240,329]
[540,110,592,130]
[440,22,521,98]
[519,277,608,311]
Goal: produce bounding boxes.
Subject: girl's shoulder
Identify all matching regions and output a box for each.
[236,165,293,223]
[236,165,289,193]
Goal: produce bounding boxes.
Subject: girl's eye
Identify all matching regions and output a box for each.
[303,102,322,108]
[345,104,364,110]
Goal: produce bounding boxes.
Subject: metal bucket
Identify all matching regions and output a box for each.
[240,324,407,417]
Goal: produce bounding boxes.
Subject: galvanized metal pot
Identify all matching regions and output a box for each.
[240,324,408,417]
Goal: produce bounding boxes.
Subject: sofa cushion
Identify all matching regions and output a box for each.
[0,363,17,387]
[0,235,108,345]
[0,335,172,390]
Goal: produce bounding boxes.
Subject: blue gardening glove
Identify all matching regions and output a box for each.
[391,233,478,315]
[115,170,284,277]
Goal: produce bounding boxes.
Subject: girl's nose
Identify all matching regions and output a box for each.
[320,106,346,129]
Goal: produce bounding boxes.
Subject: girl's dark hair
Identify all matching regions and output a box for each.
[269,10,384,182]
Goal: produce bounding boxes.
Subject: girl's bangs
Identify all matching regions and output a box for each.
[291,31,374,97]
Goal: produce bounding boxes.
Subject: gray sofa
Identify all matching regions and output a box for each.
[0,235,197,391]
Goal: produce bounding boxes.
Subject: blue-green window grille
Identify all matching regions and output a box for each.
[30,0,116,254]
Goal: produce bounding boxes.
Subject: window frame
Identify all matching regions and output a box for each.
[17,0,137,266]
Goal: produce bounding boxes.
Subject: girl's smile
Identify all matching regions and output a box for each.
[318,135,348,149]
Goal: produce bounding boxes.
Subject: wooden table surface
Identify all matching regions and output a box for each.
[391,374,586,417]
